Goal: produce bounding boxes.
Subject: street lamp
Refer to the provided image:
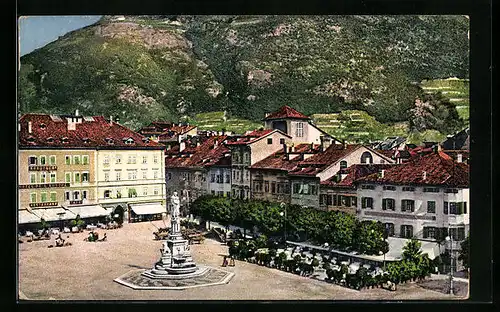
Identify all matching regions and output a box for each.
[279,202,287,244]
[445,235,454,295]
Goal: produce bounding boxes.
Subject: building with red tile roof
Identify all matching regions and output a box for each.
[137,120,198,149]
[18,112,166,226]
[262,105,311,121]
[164,136,232,208]
[354,151,469,255]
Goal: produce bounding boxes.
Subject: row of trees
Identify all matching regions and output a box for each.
[191,196,388,255]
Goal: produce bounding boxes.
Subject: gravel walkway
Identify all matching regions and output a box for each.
[18,221,465,301]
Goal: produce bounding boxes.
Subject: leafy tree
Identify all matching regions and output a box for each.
[458,234,469,270]
[402,238,423,263]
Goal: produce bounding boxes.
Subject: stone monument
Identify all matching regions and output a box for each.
[141,192,206,278]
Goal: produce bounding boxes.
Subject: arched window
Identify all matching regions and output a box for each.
[360,152,373,164]
[340,160,348,169]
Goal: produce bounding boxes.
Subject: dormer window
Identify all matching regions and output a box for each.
[61,137,69,144]
[124,138,135,145]
[26,136,36,143]
[82,137,91,144]
[105,138,114,145]
[46,137,54,143]
[39,123,46,130]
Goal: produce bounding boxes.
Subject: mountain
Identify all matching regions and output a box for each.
[18,15,469,134]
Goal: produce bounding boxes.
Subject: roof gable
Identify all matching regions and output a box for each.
[263,105,311,121]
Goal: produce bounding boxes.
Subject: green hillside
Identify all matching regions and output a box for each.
[185,111,262,135]
[18,15,469,137]
[420,78,469,124]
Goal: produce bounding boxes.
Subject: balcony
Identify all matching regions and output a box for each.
[29,201,58,208]
[28,165,57,171]
[20,182,71,189]
[69,200,83,205]
[446,214,466,225]
[364,210,436,221]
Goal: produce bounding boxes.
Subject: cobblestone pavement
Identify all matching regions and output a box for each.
[18,221,466,301]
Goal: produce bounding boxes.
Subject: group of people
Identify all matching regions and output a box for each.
[222,255,235,267]
[86,231,106,242]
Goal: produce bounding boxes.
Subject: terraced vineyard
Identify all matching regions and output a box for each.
[186,111,262,135]
[311,110,408,143]
[420,78,469,124]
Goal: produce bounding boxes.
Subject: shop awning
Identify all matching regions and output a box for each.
[18,210,43,224]
[130,203,166,215]
[66,205,109,219]
[32,207,76,222]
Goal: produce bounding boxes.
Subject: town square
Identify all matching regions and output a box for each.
[17,15,476,301]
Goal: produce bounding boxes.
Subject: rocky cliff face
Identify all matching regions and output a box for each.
[18,15,469,134]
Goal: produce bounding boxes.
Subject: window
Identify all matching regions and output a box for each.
[153,188,159,195]
[280,138,285,145]
[340,160,347,170]
[296,122,304,137]
[401,199,415,212]
[267,138,273,145]
[128,155,136,164]
[382,198,395,211]
[400,225,413,238]
[423,227,436,239]
[361,184,375,190]
[40,172,47,183]
[443,201,449,214]
[116,172,121,181]
[284,183,290,194]
[73,172,80,183]
[128,189,137,198]
[116,155,122,164]
[449,228,466,241]
[325,194,333,206]
[210,174,215,183]
[29,156,37,165]
[402,186,415,192]
[352,196,357,207]
[423,187,440,193]
[427,201,436,213]
[82,155,89,165]
[385,223,395,236]
[225,173,230,183]
[131,171,137,180]
[50,192,57,202]
[153,155,159,164]
[116,190,122,198]
[40,192,48,202]
[49,155,56,165]
[153,171,158,179]
[39,155,46,165]
[63,172,70,183]
[142,171,148,180]
[65,191,70,200]
[245,171,250,181]
[30,173,37,184]
[104,190,111,198]
[360,151,373,164]
[104,172,110,182]
[263,181,269,193]
[103,156,110,165]
[271,182,276,194]
[464,202,467,214]
[50,173,56,183]
[361,197,373,209]
[444,188,458,194]
[65,156,71,165]
[167,172,172,180]
[81,172,89,182]
[142,156,147,164]
[211,190,216,195]
[73,155,81,165]
[30,193,37,203]
[143,188,148,196]
[383,185,396,191]
[226,191,231,197]
[310,184,317,195]
[341,195,351,207]
[81,190,87,200]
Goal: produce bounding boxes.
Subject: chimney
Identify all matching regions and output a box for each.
[18,123,21,132]
[457,154,463,163]
[422,171,427,180]
[179,141,186,152]
[320,136,332,151]
[28,121,32,134]
[110,116,113,125]
[75,109,79,116]
[380,170,385,178]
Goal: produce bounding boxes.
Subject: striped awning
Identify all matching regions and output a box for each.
[66,205,109,219]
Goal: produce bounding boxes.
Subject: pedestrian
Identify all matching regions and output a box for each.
[222,256,228,267]
[229,255,235,267]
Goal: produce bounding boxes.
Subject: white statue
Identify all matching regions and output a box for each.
[171,192,180,218]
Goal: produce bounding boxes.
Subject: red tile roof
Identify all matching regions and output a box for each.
[263,105,311,120]
[225,129,289,145]
[165,136,230,169]
[19,114,163,149]
[355,151,469,187]
[250,144,321,172]
[321,164,395,188]
[158,125,197,142]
